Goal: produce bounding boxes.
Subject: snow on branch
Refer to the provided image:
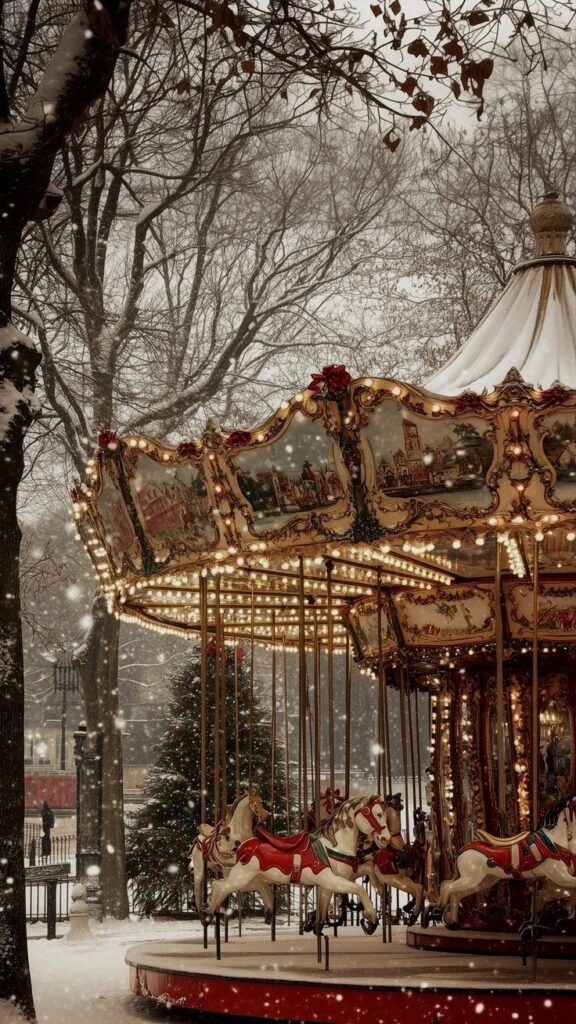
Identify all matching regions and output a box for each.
[0,322,36,352]
[0,2,130,162]
[0,378,40,443]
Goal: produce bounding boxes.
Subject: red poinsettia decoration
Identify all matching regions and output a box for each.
[308,364,351,397]
[226,430,252,447]
[453,393,486,413]
[177,440,200,459]
[539,386,571,408]
[98,429,120,451]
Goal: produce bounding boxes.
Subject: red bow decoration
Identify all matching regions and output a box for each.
[308,364,351,397]
[226,430,252,447]
[177,440,200,459]
[98,429,120,451]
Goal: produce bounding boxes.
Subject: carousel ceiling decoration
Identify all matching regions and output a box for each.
[73,192,576,662]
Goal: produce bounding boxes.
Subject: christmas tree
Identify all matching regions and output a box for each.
[126,641,287,914]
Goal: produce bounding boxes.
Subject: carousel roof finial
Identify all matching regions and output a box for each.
[425,192,576,396]
[529,190,572,256]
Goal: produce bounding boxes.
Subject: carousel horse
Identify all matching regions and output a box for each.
[367,800,426,924]
[440,796,576,927]
[202,795,391,934]
[189,791,273,914]
[315,795,426,928]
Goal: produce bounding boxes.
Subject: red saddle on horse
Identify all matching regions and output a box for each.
[236,830,332,883]
[254,826,310,853]
[373,847,402,876]
[464,830,576,879]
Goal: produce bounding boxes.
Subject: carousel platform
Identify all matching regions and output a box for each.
[127,925,576,1023]
[408,924,576,958]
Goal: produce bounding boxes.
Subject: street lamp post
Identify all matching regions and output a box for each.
[53,657,80,770]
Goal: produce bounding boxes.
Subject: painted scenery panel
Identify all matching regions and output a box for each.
[394,585,495,646]
[96,468,140,572]
[344,601,396,661]
[129,453,216,555]
[231,412,345,534]
[541,410,576,504]
[363,401,493,510]
[505,582,576,638]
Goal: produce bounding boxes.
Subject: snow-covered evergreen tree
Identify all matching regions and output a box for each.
[127,641,286,914]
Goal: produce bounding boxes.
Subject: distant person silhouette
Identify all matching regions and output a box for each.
[41,801,55,858]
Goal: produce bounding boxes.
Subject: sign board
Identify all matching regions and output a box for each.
[25,862,71,883]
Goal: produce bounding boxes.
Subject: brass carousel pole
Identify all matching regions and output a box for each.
[282,636,291,833]
[216,587,227,816]
[531,536,540,828]
[377,572,385,796]
[213,576,222,822]
[282,634,292,926]
[345,631,352,797]
[271,610,277,828]
[414,686,423,809]
[406,667,418,822]
[248,581,255,793]
[233,636,240,797]
[298,557,307,935]
[399,664,411,845]
[326,559,336,793]
[495,539,507,826]
[377,571,393,795]
[313,610,322,824]
[298,557,308,819]
[199,575,208,825]
[531,534,540,980]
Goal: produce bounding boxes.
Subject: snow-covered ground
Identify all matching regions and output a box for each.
[3,917,251,1024]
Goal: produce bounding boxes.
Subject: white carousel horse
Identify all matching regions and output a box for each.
[440,796,576,926]
[203,795,391,934]
[189,791,272,914]
[315,795,425,927]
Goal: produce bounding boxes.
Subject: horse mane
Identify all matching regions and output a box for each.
[312,796,365,845]
[542,795,570,830]
[223,793,244,823]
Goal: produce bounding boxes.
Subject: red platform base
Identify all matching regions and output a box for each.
[126,927,576,1024]
[408,924,576,958]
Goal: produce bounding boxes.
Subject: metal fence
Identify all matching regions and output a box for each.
[25,876,73,923]
[24,833,75,866]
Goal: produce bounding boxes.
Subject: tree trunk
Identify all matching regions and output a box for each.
[0,333,40,1018]
[77,593,129,917]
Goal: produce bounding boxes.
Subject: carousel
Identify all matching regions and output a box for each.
[74,193,576,1023]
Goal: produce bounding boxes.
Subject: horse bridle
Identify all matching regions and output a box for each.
[355,796,388,838]
[203,822,232,862]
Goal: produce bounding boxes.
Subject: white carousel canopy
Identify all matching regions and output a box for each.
[426,192,576,396]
